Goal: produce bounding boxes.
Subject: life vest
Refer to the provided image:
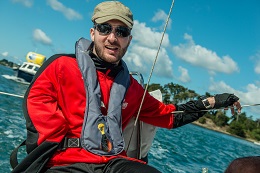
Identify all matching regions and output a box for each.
[76,38,130,156]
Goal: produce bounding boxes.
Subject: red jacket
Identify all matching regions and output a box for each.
[26,55,176,167]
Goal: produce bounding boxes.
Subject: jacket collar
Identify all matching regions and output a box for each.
[89,49,123,77]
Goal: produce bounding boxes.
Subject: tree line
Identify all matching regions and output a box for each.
[146,82,260,142]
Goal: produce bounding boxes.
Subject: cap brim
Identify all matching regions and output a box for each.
[94,15,132,29]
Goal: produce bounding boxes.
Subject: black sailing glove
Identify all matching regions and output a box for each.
[214,93,239,109]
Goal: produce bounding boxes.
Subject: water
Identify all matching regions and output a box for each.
[0,65,259,173]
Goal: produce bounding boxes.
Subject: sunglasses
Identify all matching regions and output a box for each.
[94,23,131,37]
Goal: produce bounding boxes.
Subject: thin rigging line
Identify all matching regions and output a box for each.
[126,0,175,153]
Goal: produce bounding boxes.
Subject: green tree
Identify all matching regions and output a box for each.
[228,121,246,138]
[162,83,199,104]
[198,117,207,124]
[147,83,163,92]
[250,129,260,141]
[257,119,260,128]
[213,111,230,127]
[244,116,257,131]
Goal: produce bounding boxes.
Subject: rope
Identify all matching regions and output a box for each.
[0,91,23,98]
[134,0,175,126]
[171,104,260,114]
[126,0,175,153]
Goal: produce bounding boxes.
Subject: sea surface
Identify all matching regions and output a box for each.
[0,65,259,173]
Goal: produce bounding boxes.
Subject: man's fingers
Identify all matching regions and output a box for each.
[230,107,235,115]
[233,101,242,113]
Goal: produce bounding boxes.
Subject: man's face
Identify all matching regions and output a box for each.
[90,20,132,64]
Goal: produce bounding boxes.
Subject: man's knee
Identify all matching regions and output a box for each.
[224,156,260,173]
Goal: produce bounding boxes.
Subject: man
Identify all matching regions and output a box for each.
[12,1,241,173]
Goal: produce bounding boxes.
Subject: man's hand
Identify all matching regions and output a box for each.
[213,93,241,115]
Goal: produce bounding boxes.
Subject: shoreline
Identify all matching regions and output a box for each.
[192,119,259,144]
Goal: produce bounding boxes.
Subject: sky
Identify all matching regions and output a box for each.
[0,0,260,119]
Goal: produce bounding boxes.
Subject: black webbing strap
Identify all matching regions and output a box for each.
[10,140,26,169]
[58,137,81,150]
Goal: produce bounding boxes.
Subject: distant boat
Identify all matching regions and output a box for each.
[16,52,46,83]
[16,62,40,83]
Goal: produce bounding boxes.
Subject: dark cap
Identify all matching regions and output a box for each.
[92,1,133,28]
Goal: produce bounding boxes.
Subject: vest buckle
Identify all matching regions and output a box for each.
[58,137,81,150]
[68,138,80,148]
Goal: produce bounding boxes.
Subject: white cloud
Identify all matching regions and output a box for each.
[124,20,174,79]
[1,52,9,57]
[209,79,238,94]
[172,33,240,74]
[11,0,33,7]
[152,9,172,30]
[252,51,260,74]
[132,21,170,48]
[178,66,190,83]
[47,0,83,20]
[33,29,52,45]
[209,79,260,118]
[255,62,260,74]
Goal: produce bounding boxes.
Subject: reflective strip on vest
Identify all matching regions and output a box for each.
[75,38,130,156]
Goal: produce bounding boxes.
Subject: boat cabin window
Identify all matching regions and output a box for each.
[21,64,27,68]
[35,67,39,71]
[27,65,34,69]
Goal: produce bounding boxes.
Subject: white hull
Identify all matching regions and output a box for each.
[16,62,40,83]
